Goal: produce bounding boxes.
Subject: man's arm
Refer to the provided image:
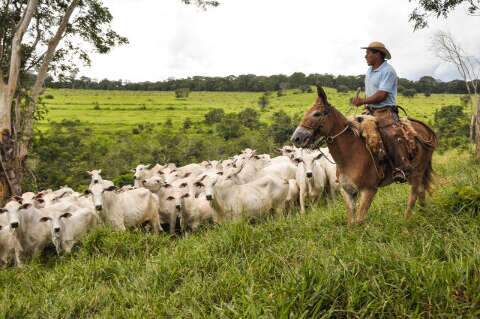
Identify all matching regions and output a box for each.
[352,90,388,106]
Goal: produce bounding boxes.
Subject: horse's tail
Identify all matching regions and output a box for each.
[407,118,437,194]
[423,158,435,195]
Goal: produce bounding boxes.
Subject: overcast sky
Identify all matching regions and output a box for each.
[79,0,480,82]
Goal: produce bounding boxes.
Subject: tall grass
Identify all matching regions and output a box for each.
[1,151,479,317]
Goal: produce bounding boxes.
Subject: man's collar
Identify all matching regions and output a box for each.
[372,61,387,72]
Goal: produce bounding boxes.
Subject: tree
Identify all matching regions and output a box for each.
[216,114,243,140]
[175,87,190,99]
[402,88,417,97]
[408,0,480,30]
[431,31,480,155]
[0,0,218,201]
[258,93,270,110]
[204,108,225,124]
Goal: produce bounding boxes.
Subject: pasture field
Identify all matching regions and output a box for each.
[0,88,477,317]
[0,150,479,317]
[39,88,462,133]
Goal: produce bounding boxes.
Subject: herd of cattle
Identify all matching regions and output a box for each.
[0,146,339,267]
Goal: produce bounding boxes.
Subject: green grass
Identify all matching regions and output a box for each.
[39,88,462,133]
[1,89,476,317]
[1,151,479,317]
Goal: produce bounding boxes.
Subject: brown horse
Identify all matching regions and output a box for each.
[291,86,437,225]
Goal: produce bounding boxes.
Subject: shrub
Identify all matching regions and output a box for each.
[44,94,54,99]
[237,108,260,129]
[164,119,173,128]
[93,102,101,110]
[299,85,313,93]
[336,85,349,93]
[402,88,417,97]
[175,88,190,99]
[258,93,270,110]
[216,114,243,140]
[433,104,470,151]
[183,118,192,129]
[204,108,225,124]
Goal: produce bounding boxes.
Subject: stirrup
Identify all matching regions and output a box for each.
[392,169,407,183]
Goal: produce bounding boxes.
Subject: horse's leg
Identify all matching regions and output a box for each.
[417,185,426,208]
[356,189,377,225]
[340,188,355,225]
[404,185,419,219]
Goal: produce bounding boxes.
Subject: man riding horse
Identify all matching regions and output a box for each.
[351,42,412,183]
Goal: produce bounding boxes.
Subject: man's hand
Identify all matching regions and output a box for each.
[351,96,365,107]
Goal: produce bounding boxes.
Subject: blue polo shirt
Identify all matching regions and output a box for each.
[365,61,398,108]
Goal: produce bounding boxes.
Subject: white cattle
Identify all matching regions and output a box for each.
[0,215,17,266]
[0,200,51,266]
[285,179,300,211]
[132,163,167,187]
[193,167,289,221]
[292,149,327,214]
[39,204,97,254]
[87,177,161,233]
[318,148,340,202]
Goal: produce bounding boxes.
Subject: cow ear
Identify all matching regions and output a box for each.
[19,203,32,210]
[104,185,117,192]
[316,85,329,106]
[86,171,92,176]
[131,168,136,173]
[13,195,23,202]
[0,208,7,214]
[145,164,152,169]
[97,169,102,174]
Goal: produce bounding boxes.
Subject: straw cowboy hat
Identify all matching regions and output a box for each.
[361,41,391,60]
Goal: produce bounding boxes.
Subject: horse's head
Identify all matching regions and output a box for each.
[291,85,335,147]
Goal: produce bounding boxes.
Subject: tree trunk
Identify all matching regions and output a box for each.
[476,96,480,159]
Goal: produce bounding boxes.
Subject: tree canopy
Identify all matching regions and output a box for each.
[409,0,480,29]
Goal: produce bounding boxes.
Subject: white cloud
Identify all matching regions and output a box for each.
[80,0,480,82]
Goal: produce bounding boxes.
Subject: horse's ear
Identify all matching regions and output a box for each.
[316,85,329,106]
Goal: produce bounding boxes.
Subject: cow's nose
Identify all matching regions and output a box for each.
[54,227,60,233]
[95,205,102,211]
[306,172,313,178]
[206,194,212,201]
[10,222,19,229]
[176,205,181,210]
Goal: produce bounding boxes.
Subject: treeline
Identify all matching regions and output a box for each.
[45,73,477,94]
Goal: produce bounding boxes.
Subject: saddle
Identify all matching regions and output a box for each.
[349,109,419,180]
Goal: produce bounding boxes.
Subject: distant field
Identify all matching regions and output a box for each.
[40,89,462,133]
